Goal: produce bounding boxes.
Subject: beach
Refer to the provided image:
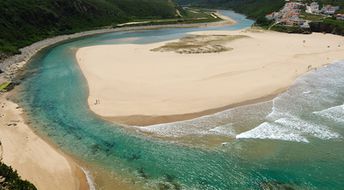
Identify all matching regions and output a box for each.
[0,12,234,80]
[76,30,344,126]
[0,11,236,190]
[0,93,88,190]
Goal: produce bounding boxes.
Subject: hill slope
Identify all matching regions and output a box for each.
[0,0,179,55]
[177,0,344,35]
[176,0,285,20]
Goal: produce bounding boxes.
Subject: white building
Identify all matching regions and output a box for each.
[336,14,344,20]
[306,2,320,14]
[321,5,340,15]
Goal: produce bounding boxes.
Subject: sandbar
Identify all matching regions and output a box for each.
[76,30,344,126]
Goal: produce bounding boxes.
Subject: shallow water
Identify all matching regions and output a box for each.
[17,10,344,190]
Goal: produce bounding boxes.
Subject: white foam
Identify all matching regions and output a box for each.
[140,121,236,137]
[208,124,236,137]
[236,122,309,143]
[275,117,340,139]
[236,115,341,143]
[81,167,96,190]
[313,104,344,124]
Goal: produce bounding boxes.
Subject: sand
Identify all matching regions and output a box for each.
[0,94,88,190]
[76,30,344,126]
[0,11,234,79]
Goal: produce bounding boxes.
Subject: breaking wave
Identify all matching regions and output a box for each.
[139,101,271,137]
[237,62,344,143]
[313,104,344,124]
[81,167,96,190]
[140,62,344,143]
[236,115,340,143]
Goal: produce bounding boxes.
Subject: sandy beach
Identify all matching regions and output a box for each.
[76,29,344,126]
[0,11,234,80]
[0,93,88,190]
[0,12,235,190]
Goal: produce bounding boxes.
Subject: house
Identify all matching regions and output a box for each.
[266,1,306,26]
[301,21,310,28]
[266,12,280,21]
[289,15,305,26]
[306,2,320,14]
[336,14,344,20]
[266,13,275,20]
[321,5,340,15]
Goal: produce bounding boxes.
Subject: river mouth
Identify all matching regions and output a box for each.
[14,10,344,190]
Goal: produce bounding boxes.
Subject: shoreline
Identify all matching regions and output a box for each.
[0,91,89,190]
[76,30,344,126]
[0,12,236,190]
[105,88,284,126]
[0,14,234,82]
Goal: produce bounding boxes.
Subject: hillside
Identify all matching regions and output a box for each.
[176,0,344,18]
[176,0,285,21]
[0,0,179,56]
[177,0,344,35]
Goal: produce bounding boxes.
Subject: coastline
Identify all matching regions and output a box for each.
[0,12,235,190]
[0,14,234,81]
[104,90,284,126]
[0,92,88,190]
[76,30,344,126]
[1,7,343,190]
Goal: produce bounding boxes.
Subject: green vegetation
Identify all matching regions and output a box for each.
[176,0,344,35]
[0,161,37,190]
[0,82,10,92]
[118,8,221,27]
[0,0,180,55]
[300,12,325,22]
[310,17,344,35]
[0,1,225,57]
[152,34,247,54]
[176,0,285,23]
[270,25,311,34]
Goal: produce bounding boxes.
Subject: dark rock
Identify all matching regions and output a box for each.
[309,22,344,36]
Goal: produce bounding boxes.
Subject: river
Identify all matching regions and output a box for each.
[16,10,344,190]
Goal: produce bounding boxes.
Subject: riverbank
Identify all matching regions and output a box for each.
[0,12,234,82]
[0,13,235,189]
[0,92,88,190]
[76,29,344,126]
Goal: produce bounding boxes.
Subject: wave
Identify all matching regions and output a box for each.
[142,62,344,143]
[81,167,96,190]
[313,104,344,124]
[236,114,341,143]
[139,101,271,137]
[236,121,309,143]
[208,124,236,136]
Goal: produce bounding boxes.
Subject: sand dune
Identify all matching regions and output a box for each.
[76,30,344,125]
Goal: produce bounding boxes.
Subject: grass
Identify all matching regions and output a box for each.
[151,34,247,54]
[300,12,326,22]
[0,82,10,91]
[119,8,222,27]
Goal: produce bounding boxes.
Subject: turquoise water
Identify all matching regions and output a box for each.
[16,10,344,190]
